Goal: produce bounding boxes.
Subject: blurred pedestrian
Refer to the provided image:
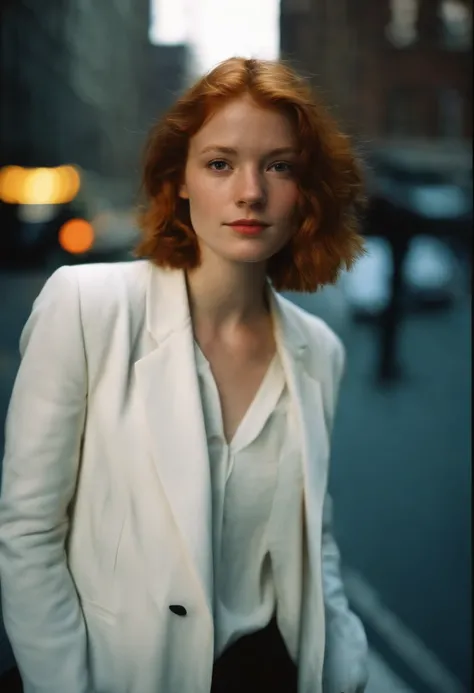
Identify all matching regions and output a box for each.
[0,57,368,693]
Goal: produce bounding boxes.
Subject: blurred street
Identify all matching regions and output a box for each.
[0,1,471,690]
[317,291,471,693]
[287,276,471,693]
[0,261,470,692]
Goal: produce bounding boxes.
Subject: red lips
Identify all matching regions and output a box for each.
[226,219,269,236]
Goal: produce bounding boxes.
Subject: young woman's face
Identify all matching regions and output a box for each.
[180,94,300,266]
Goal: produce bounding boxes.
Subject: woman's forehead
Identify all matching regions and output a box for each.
[190,95,297,154]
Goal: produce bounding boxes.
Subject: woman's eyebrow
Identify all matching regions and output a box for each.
[198,145,298,157]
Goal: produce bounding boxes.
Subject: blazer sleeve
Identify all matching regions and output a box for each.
[321,495,369,693]
[0,267,92,693]
[322,337,369,693]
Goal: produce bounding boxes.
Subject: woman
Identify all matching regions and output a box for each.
[0,57,368,693]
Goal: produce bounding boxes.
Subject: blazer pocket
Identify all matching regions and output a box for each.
[81,596,117,625]
[69,511,126,614]
[82,598,119,693]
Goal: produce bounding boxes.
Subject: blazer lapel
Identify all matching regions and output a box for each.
[269,287,330,499]
[134,266,213,615]
[269,288,329,680]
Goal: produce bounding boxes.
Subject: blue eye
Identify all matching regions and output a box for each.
[270,161,293,173]
[208,160,230,171]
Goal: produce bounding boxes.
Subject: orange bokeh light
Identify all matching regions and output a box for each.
[58,219,94,254]
[0,165,81,204]
[0,166,24,203]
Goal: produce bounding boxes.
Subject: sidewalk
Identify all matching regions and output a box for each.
[284,263,470,692]
[367,650,415,692]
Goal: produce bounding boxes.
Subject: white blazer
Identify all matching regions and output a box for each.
[0,261,368,693]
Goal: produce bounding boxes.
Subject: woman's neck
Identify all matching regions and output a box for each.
[185,256,269,333]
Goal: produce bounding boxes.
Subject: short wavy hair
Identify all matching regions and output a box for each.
[135,57,366,292]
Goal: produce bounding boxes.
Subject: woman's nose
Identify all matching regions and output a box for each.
[235,168,266,206]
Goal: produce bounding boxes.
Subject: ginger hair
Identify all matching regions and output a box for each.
[134,57,366,292]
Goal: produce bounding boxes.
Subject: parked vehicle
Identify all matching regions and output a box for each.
[348,140,472,381]
[0,166,139,268]
[355,140,472,314]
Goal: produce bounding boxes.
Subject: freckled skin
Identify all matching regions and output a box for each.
[180,94,300,267]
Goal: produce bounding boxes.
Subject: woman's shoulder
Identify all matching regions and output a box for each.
[277,296,346,429]
[48,259,150,318]
[276,292,345,363]
[31,261,151,355]
[66,258,150,294]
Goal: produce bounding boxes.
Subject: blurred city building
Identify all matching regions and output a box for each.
[0,0,187,197]
[280,0,472,382]
[0,0,188,264]
[280,0,472,141]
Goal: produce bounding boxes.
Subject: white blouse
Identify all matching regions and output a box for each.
[193,341,304,662]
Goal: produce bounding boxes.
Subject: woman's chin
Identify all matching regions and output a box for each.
[220,240,281,265]
[225,249,274,265]
[198,238,280,267]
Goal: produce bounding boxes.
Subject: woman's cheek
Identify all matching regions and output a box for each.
[279,187,300,221]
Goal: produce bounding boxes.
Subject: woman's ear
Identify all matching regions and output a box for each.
[179,182,189,199]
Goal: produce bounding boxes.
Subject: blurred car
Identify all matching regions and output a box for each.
[365,142,472,234]
[0,165,140,269]
[348,140,472,317]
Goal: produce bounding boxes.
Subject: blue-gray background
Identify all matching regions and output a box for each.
[0,2,471,692]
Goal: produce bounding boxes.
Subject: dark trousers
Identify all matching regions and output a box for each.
[211,617,298,693]
[0,666,23,693]
[0,620,298,693]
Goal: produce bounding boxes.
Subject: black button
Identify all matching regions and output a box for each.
[169,604,187,616]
